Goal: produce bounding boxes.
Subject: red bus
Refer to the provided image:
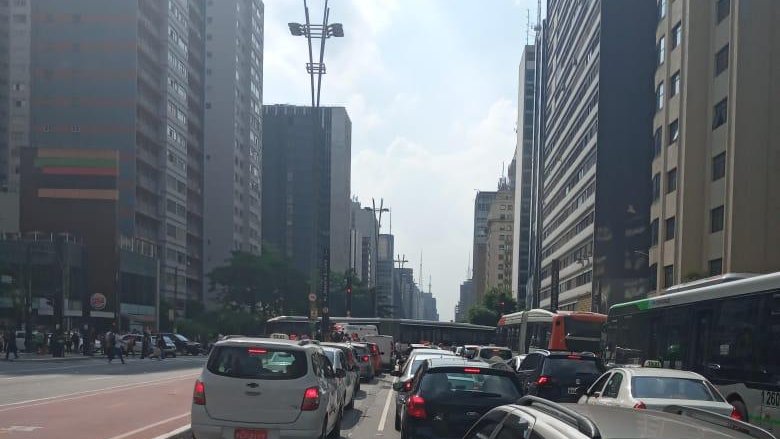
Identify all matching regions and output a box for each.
[497,309,606,354]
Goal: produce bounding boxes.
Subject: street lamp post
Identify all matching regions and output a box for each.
[289,0,344,340]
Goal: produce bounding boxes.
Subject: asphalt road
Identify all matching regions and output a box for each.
[0,356,400,439]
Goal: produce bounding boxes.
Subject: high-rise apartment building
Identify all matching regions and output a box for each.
[204,0,264,300]
[1,0,30,190]
[261,105,351,281]
[649,0,780,291]
[512,45,536,308]
[350,201,377,287]
[376,233,395,317]
[538,0,656,312]
[485,184,514,293]
[27,0,207,318]
[472,190,497,300]
[456,279,475,322]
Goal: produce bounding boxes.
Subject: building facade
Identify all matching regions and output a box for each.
[511,45,536,308]
[349,201,377,287]
[485,184,514,293]
[203,0,264,304]
[538,0,655,312]
[649,0,780,292]
[261,105,351,282]
[26,0,207,320]
[472,190,497,301]
[456,279,475,322]
[376,233,394,317]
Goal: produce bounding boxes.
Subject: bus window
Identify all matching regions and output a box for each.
[657,308,689,370]
[769,293,780,381]
[706,295,765,381]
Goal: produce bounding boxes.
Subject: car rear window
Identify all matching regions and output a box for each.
[479,348,512,360]
[420,369,521,400]
[207,346,307,380]
[631,377,719,401]
[542,357,604,379]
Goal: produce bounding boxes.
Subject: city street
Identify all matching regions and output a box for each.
[0,356,401,439]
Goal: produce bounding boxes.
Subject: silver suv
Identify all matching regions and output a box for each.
[191,338,343,439]
[464,396,776,439]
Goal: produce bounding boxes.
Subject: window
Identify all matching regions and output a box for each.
[650,264,658,290]
[651,219,659,246]
[207,346,307,379]
[657,0,667,20]
[717,0,730,23]
[711,205,724,232]
[668,119,679,144]
[657,36,666,65]
[666,168,677,193]
[656,82,665,110]
[715,44,729,76]
[632,377,717,400]
[712,153,726,181]
[653,128,662,157]
[664,265,674,288]
[713,98,728,129]
[652,173,661,201]
[672,22,682,49]
[603,372,623,398]
[665,217,676,241]
[670,71,680,97]
[709,258,723,276]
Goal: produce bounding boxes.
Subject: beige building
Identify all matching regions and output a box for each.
[484,185,514,295]
[650,0,780,292]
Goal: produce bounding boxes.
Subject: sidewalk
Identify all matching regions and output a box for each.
[8,352,96,362]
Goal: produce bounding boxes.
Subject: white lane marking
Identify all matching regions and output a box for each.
[105,412,189,439]
[0,373,199,412]
[377,378,396,432]
[151,424,190,439]
[85,375,116,381]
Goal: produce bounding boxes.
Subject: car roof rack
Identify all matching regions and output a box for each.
[516,396,601,439]
[663,406,775,439]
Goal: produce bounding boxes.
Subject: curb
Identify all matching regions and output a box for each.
[154,425,192,439]
[11,355,95,362]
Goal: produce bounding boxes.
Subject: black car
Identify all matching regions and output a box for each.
[394,357,523,439]
[160,333,202,355]
[515,350,605,402]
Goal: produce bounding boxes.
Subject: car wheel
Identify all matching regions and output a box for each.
[394,413,401,431]
[731,399,748,422]
[328,408,342,439]
[319,418,328,439]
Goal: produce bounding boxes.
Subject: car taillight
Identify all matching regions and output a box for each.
[536,375,551,386]
[362,355,370,362]
[406,395,427,420]
[403,380,413,392]
[633,401,646,409]
[730,406,743,421]
[463,368,481,374]
[301,386,320,411]
[193,380,206,405]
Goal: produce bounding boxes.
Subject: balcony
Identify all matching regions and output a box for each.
[136,174,158,193]
[136,200,159,219]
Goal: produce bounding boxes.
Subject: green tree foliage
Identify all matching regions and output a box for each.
[467,305,499,326]
[327,270,375,317]
[466,286,519,326]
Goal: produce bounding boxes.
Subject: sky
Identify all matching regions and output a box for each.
[263,0,539,321]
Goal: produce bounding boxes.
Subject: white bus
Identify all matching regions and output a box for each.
[605,272,780,432]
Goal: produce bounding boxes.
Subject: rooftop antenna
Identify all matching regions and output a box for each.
[526,9,531,45]
[428,275,432,295]
[535,0,542,34]
[419,251,423,288]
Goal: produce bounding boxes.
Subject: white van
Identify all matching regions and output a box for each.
[364,334,394,369]
[334,324,378,341]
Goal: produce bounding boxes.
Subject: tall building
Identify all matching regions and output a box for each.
[203,0,264,301]
[394,266,414,319]
[421,291,439,321]
[349,201,377,287]
[484,182,514,293]
[649,0,780,291]
[456,279,475,322]
[538,0,656,312]
[511,45,536,308]
[1,0,30,190]
[26,0,207,319]
[376,233,394,317]
[472,190,496,300]
[261,105,351,281]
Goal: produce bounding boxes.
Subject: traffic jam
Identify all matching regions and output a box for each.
[188,272,780,439]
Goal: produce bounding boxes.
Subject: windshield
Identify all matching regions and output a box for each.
[542,358,604,380]
[631,377,720,401]
[420,370,521,400]
[479,348,512,361]
[207,346,307,380]
[174,334,188,342]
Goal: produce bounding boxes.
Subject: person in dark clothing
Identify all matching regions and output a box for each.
[156,334,166,360]
[140,331,150,359]
[71,332,80,354]
[4,329,18,360]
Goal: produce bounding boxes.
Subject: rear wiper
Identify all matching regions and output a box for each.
[469,392,503,398]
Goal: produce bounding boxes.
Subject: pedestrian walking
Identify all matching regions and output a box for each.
[127,336,136,357]
[156,334,166,360]
[140,331,150,359]
[106,331,116,363]
[4,328,18,360]
[71,331,80,354]
[113,332,125,364]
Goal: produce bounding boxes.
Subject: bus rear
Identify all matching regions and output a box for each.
[549,311,606,354]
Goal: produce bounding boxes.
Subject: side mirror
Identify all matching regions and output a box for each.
[390,370,402,377]
[392,381,405,391]
[591,391,601,398]
[336,369,346,378]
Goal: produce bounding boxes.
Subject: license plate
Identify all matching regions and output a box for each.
[234,429,267,439]
[568,387,578,395]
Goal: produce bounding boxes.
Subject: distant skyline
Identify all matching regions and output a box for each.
[264,0,539,320]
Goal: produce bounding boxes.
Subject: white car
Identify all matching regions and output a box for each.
[578,367,739,418]
[322,346,357,410]
[191,337,343,439]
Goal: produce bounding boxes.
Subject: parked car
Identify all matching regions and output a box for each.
[395,357,523,438]
[150,335,177,357]
[391,351,459,430]
[464,396,776,439]
[350,342,375,381]
[120,334,143,355]
[579,367,739,418]
[515,350,605,402]
[364,334,394,370]
[191,337,343,439]
[365,342,382,374]
[474,346,513,364]
[161,332,202,355]
[322,346,358,410]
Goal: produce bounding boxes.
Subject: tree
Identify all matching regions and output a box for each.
[483,286,518,316]
[468,305,499,326]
